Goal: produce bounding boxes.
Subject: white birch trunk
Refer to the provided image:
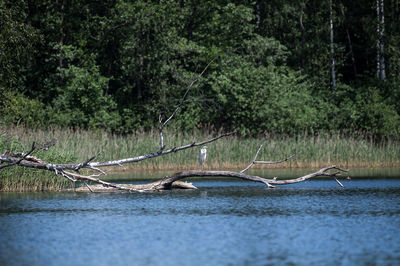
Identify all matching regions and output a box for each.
[377,0,381,79]
[380,0,386,81]
[377,0,386,81]
[330,0,336,91]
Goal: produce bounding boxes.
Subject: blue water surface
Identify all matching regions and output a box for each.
[0,179,399,266]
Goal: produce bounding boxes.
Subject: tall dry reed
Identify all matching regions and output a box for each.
[1,125,399,171]
[2,125,399,191]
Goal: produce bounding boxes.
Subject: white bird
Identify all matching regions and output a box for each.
[199,146,207,166]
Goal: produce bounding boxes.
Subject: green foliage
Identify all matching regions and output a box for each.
[208,56,324,135]
[43,44,121,130]
[0,88,50,128]
[334,85,400,137]
[0,1,40,89]
[0,0,399,137]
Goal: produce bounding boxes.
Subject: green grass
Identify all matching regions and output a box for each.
[0,168,72,192]
[1,125,399,191]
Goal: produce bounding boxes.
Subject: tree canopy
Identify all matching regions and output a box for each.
[1,0,399,137]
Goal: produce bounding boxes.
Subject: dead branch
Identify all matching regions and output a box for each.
[0,142,36,170]
[150,165,348,190]
[89,131,234,168]
[158,59,215,151]
[240,141,295,173]
[71,165,348,192]
[0,132,234,172]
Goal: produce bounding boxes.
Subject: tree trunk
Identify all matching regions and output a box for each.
[330,0,336,91]
[376,0,386,82]
[59,0,65,68]
[70,166,347,192]
[299,0,306,74]
[255,0,261,32]
[186,0,199,43]
[379,0,386,81]
[340,1,357,80]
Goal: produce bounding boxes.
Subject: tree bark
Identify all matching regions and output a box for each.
[70,166,347,192]
[330,0,336,91]
[255,0,261,32]
[59,0,65,68]
[299,0,306,74]
[340,1,357,80]
[376,0,386,82]
[379,0,386,81]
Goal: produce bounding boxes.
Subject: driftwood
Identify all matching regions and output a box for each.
[70,166,347,192]
[0,61,348,192]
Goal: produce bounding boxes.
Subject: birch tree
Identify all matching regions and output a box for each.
[339,1,357,80]
[330,0,336,91]
[376,0,386,81]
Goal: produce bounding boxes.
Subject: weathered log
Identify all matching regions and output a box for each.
[72,181,197,192]
[152,165,347,190]
[69,165,347,192]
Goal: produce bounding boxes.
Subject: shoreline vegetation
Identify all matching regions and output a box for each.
[1,125,399,191]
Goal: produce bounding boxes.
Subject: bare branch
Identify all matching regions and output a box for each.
[74,156,96,171]
[158,59,215,151]
[241,141,295,173]
[241,142,265,173]
[151,165,348,190]
[0,142,36,170]
[254,154,295,165]
[160,59,215,131]
[11,152,46,164]
[0,131,234,190]
[87,166,107,175]
[334,177,344,187]
[90,131,235,168]
[61,170,148,192]
[69,165,348,192]
[83,181,94,192]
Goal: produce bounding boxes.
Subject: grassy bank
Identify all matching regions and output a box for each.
[1,125,399,191]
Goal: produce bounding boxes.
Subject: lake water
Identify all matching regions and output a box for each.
[1,172,400,265]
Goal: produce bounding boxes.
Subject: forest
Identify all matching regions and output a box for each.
[1,0,400,137]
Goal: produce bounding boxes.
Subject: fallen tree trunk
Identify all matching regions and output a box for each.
[70,165,347,192]
[156,166,347,189]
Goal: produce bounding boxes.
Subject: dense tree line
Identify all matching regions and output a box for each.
[1,0,399,137]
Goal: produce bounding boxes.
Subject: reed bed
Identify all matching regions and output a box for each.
[1,125,399,191]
